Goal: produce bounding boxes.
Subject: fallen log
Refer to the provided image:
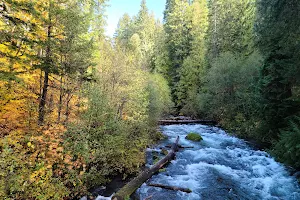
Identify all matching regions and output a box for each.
[165,144,194,149]
[147,183,192,193]
[112,136,180,200]
[158,119,217,125]
[178,144,194,149]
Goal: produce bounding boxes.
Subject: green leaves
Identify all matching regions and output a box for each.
[197,51,263,135]
[64,84,150,188]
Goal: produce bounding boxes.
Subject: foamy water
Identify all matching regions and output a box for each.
[136,124,300,200]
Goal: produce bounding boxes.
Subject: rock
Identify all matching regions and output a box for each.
[185,132,203,142]
[293,171,300,179]
[80,196,88,200]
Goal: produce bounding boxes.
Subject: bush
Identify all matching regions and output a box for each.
[147,73,174,124]
[197,51,263,138]
[64,83,152,191]
[0,129,72,200]
[185,132,203,141]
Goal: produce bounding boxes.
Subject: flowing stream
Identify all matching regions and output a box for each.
[135,124,300,200]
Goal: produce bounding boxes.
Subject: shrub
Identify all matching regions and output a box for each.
[64,83,151,191]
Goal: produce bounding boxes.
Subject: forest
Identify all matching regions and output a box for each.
[0,0,300,199]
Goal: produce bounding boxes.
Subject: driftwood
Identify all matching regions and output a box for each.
[178,144,194,149]
[147,183,192,193]
[112,136,180,200]
[158,119,217,125]
[165,144,194,149]
[144,195,153,200]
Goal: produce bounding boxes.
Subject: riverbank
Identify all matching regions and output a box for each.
[79,130,166,200]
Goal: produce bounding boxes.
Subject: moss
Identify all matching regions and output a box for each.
[152,152,160,164]
[153,157,160,164]
[125,196,130,200]
[159,168,166,172]
[185,132,203,142]
[161,149,168,155]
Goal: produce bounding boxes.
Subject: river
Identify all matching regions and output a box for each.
[134,124,300,200]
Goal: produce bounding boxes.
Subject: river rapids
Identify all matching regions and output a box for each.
[135,124,300,200]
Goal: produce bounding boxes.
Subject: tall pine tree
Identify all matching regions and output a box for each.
[163,0,192,109]
[206,0,256,61]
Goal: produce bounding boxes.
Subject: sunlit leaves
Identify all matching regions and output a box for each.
[0,0,107,198]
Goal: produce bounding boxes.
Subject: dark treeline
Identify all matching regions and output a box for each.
[0,0,300,199]
[157,0,300,170]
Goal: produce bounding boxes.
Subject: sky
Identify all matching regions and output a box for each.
[104,0,166,36]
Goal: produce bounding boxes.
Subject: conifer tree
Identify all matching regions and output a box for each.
[115,0,159,69]
[256,0,300,140]
[207,0,256,61]
[163,0,192,108]
[176,0,209,114]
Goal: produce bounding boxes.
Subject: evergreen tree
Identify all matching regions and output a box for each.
[163,0,192,108]
[151,24,170,76]
[206,0,256,61]
[136,0,148,25]
[115,13,133,47]
[37,0,66,125]
[256,0,300,140]
[176,0,209,114]
[115,0,160,70]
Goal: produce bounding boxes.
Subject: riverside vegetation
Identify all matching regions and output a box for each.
[0,0,300,199]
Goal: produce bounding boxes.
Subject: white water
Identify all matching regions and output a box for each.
[136,124,300,200]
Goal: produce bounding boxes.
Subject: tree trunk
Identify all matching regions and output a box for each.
[65,89,72,123]
[57,73,63,122]
[112,136,180,200]
[38,21,51,125]
[38,69,49,125]
[116,98,127,120]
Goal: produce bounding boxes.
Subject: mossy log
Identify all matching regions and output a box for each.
[112,136,180,200]
[147,183,192,193]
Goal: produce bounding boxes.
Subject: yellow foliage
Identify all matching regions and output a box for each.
[0,3,84,193]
